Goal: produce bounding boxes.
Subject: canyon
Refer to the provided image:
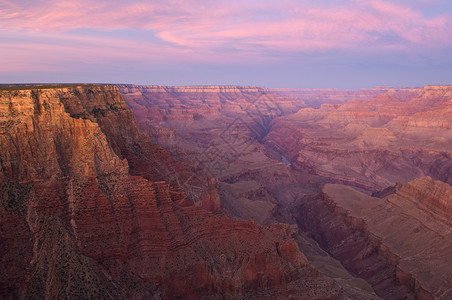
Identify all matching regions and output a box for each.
[0,85,345,299]
[266,85,452,190]
[1,83,451,299]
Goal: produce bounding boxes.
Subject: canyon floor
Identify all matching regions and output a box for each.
[1,84,451,299]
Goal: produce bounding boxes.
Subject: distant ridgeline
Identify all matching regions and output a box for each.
[0,83,102,90]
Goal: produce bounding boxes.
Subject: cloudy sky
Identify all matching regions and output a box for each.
[1,0,451,88]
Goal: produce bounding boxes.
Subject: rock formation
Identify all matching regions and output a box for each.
[269,87,412,108]
[294,177,452,299]
[117,84,304,224]
[0,85,343,299]
[397,176,452,224]
[118,84,390,299]
[265,85,452,190]
[4,82,450,298]
[117,83,452,299]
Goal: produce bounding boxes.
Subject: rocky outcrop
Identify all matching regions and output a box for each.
[269,87,418,108]
[116,84,452,299]
[397,176,452,224]
[117,84,308,226]
[117,84,306,141]
[294,179,452,299]
[0,85,342,299]
[266,86,452,191]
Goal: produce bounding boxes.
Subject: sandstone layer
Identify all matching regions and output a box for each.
[118,84,387,298]
[269,87,411,108]
[295,177,452,299]
[0,85,342,299]
[117,84,452,299]
[266,85,452,191]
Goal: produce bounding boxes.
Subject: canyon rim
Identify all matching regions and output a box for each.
[2,0,452,298]
[1,84,451,299]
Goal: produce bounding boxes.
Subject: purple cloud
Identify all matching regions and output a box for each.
[0,0,451,86]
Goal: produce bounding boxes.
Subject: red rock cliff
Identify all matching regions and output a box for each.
[0,85,340,299]
[295,179,452,299]
[265,85,452,191]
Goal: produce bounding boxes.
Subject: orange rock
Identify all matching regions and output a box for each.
[0,85,340,299]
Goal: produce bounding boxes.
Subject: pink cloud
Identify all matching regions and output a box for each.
[149,0,451,52]
[0,0,451,65]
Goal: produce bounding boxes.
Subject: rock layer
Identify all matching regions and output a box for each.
[118,84,387,299]
[269,87,412,108]
[118,84,452,299]
[397,176,452,224]
[295,177,452,299]
[0,85,341,299]
[266,85,452,191]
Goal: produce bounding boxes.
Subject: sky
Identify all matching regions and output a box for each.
[1,0,451,88]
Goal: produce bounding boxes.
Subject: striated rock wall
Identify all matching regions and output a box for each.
[119,85,266,94]
[266,85,452,191]
[117,84,306,131]
[269,87,417,108]
[117,84,309,225]
[397,176,452,224]
[0,86,129,182]
[0,85,341,299]
[294,191,416,299]
[295,179,452,299]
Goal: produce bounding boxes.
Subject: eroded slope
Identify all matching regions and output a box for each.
[295,177,452,299]
[0,85,341,299]
[266,85,451,190]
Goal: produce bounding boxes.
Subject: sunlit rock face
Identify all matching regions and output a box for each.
[118,84,452,299]
[3,83,450,298]
[0,85,343,299]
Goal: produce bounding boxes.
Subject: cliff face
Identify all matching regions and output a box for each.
[269,87,415,108]
[117,84,306,143]
[294,178,452,300]
[265,85,452,191]
[0,85,341,299]
[117,84,388,298]
[0,86,128,182]
[397,176,452,224]
[115,84,452,299]
[117,84,307,226]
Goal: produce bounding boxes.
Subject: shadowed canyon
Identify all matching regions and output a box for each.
[1,84,451,299]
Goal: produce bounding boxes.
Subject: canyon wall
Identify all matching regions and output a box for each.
[0,85,342,299]
[3,83,450,298]
[295,177,452,299]
[118,84,390,298]
[118,84,452,299]
[269,87,415,108]
[117,84,305,224]
[266,85,452,191]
